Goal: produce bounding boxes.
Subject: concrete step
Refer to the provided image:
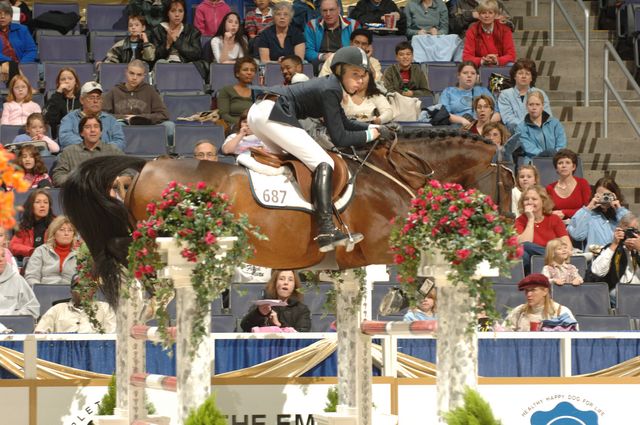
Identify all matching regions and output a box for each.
[541,90,640,106]
[516,15,599,32]
[553,105,640,122]
[563,121,638,139]
[567,137,640,155]
[513,29,613,43]
[584,169,640,187]
[579,152,640,170]
[534,74,637,92]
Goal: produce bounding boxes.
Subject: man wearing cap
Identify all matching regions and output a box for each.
[52,116,124,186]
[503,274,576,332]
[58,81,126,151]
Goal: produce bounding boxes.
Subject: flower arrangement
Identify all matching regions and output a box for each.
[389,180,522,322]
[0,146,30,228]
[128,181,265,351]
[75,242,104,333]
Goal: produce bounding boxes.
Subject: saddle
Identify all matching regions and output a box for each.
[249,148,349,202]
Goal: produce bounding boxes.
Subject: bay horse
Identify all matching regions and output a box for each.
[62,129,514,307]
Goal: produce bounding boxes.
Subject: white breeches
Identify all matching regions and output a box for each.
[247,99,334,171]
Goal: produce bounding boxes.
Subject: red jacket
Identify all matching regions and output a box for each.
[462,20,516,67]
[9,228,49,258]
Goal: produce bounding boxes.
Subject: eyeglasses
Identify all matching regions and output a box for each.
[195,152,217,159]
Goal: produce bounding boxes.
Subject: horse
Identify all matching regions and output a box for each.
[62,129,514,307]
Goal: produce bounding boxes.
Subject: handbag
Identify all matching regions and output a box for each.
[387,92,422,121]
[488,72,514,97]
[33,11,80,34]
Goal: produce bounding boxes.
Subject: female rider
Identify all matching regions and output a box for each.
[247,46,394,253]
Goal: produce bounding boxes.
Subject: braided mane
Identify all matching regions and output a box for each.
[397,126,495,146]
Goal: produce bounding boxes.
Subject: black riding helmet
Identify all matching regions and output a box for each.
[330,46,370,74]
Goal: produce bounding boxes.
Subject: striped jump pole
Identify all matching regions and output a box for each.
[130,373,178,392]
[360,320,438,336]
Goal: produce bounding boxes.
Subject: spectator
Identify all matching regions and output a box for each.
[440,61,498,127]
[462,0,515,67]
[515,185,571,274]
[568,177,629,249]
[58,82,126,151]
[102,60,174,145]
[382,41,432,98]
[503,274,577,331]
[0,251,38,318]
[222,110,269,155]
[1,75,40,125]
[44,67,81,139]
[217,57,256,128]
[304,0,359,70]
[151,0,208,80]
[516,90,566,162]
[319,28,382,82]
[350,0,405,35]
[126,0,171,28]
[403,288,436,321]
[342,68,393,124]
[34,274,116,333]
[194,0,231,36]
[257,2,305,63]
[12,113,59,156]
[0,227,17,271]
[591,213,640,306]
[240,270,311,332]
[469,94,495,134]
[280,54,305,85]
[448,0,512,36]
[9,189,55,261]
[292,0,319,33]
[0,1,36,84]
[102,14,155,67]
[405,0,448,37]
[542,238,583,286]
[211,12,248,64]
[14,144,52,189]
[481,121,509,147]
[193,140,218,161]
[25,216,77,286]
[245,0,274,42]
[498,58,552,132]
[511,164,539,216]
[52,116,125,186]
[546,149,591,220]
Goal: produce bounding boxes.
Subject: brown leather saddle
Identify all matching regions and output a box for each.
[249,148,349,202]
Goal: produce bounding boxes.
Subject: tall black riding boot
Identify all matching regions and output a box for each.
[312,162,363,252]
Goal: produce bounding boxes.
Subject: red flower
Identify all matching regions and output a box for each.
[484,213,496,223]
[404,245,416,256]
[462,208,475,218]
[143,265,154,274]
[393,254,405,264]
[196,181,207,190]
[389,217,396,225]
[146,203,157,215]
[429,180,442,189]
[506,236,518,247]
[493,225,503,234]
[439,217,448,225]
[515,245,524,258]
[185,208,194,218]
[132,230,142,240]
[134,269,143,279]
[456,249,471,260]
[215,219,223,226]
[448,205,459,213]
[204,231,217,245]
[458,228,470,236]
[146,228,156,238]
[168,181,177,189]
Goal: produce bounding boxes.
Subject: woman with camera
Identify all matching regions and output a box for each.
[568,176,629,250]
[546,149,591,220]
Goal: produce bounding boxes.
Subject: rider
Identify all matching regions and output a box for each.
[247,46,395,253]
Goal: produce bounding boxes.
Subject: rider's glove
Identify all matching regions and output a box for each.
[377,125,396,141]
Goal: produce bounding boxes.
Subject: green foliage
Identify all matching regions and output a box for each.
[184,395,226,425]
[324,386,339,413]
[75,242,103,333]
[97,375,156,416]
[443,388,502,425]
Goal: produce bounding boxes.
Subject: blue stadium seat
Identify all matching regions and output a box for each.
[211,314,236,332]
[86,3,128,31]
[479,65,512,88]
[209,63,239,94]
[372,35,408,62]
[154,63,205,93]
[33,2,81,33]
[420,95,434,108]
[173,123,225,157]
[90,31,128,62]
[47,188,63,216]
[33,284,71,311]
[163,94,212,121]
[123,125,168,156]
[575,314,632,331]
[0,125,25,145]
[530,157,584,187]
[490,259,525,284]
[43,62,95,93]
[38,35,88,62]
[492,282,522,317]
[616,284,640,320]
[0,315,35,333]
[552,283,610,316]
[425,62,458,94]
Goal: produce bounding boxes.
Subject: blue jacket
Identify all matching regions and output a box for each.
[304,16,359,62]
[498,87,552,132]
[0,23,37,63]
[439,85,498,118]
[516,111,566,159]
[568,206,629,248]
[58,110,126,151]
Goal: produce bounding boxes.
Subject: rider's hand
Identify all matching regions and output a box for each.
[377,125,396,141]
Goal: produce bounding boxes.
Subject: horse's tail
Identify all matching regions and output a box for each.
[62,155,147,308]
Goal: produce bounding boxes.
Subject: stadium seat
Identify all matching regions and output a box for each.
[33,2,81,33]
[552,282,610,316]
[43,62,95,93]
[163,94,212,122]
[47,188,63,216]
[0,315,35,333]
[173,123,225,157]
[229,283,264,322]
[479,65,512,88]
[311,313,336,332]
[86,3,128,31]
[209,63,240,94]
[372,35,408,62]
[0,63,40,92]
[0,124,25,145]
[529,157,584,187]
[490,259,525,284]
[100,63,150,91]
[33,284,71,312]
[90,31,128,62]
[301,282,332,315]
[425,62,458,94]
[123,125,168,156]
[420,95,434,108]
[38,35,88,62]
[492,282,522,317]
[616,284,640,319]
[211,314,236,332]
[575,314,632,331]
[154,63,205,93]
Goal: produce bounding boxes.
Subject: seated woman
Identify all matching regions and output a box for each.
[546,149,591,220]
[240,269,311,332]
[440,61,499,128]
[211,12,248,64]
[403,288,436,321]
[24,216,77,286]
[257,2,305,63]
[503,274,577,331]
[405,0,449,37]
[342,69,393,124]
[568,176,629,249]
[498,58,552,132]
[462,0,515,67]
[469,94,495,134]
[515,185,571,274]
[9,189,56,262]
[382,41,432,98]
[516,90,567,162]
[218,57,257,129]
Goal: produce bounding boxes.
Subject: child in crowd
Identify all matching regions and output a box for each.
[542,238,583,286]
[511,164,539,215]
[14,144,52,189]
[103,14,155,66]
[403,289,437,321]
[211,12,248,63]
[382,42,432,98]
[1,75,41,125]
[194,0,231,36]
[280,55,304,85]
[12,113,59,155]
[222,110,268,155]
[44,67,81,139]
[244,0,273,41]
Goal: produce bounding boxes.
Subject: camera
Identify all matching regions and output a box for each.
[624,227,639,240]
[598,192,616,205]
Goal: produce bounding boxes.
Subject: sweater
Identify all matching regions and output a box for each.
[304,16,359,62]
[382,63,432,97]
[515,213,568,247]
[24,243,77,286]
[217,85,254,126]
[194,0,232,36]
[498,87,552,132]
[462,20,516,67]
[0,264,39,318]
[102,82,169,124]
[342,93,394,124]
[244,7,274,37]
[404,0,448,37]
[1,101,41,125]
[546,177,591,218]
[516,112,567,160]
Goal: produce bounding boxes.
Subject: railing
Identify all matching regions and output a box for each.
[603,41,640,138]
